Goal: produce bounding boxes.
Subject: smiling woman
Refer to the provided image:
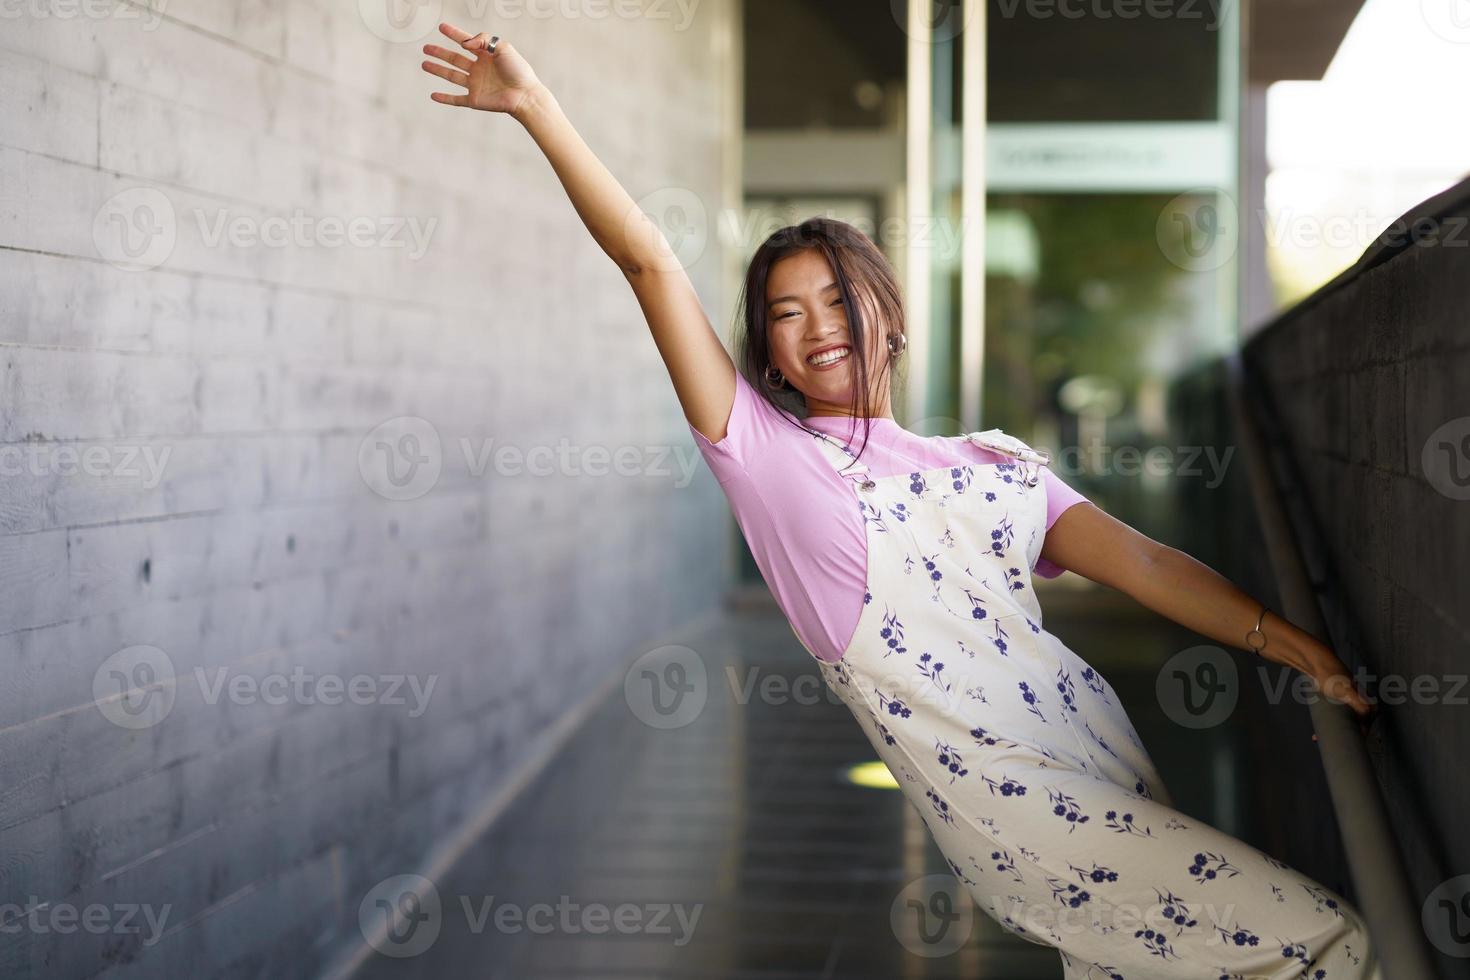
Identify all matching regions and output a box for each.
[420,24,1382,978]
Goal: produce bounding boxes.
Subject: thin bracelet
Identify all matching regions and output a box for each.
[1245,604,1268,653]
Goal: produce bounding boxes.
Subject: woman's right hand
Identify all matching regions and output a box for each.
[422,22,545,118]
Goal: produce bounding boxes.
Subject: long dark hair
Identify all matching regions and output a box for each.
[733,217,907,468]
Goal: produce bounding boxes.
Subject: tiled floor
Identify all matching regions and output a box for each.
[355,582,1232,979]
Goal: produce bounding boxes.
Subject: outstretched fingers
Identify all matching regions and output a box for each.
[429,92,471,107]
[423,43,475,72]
[421,59,470,88]
[439,21,496,56]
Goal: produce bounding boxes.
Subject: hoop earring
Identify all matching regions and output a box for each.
[887,332,907,357]
[764,365,786,388]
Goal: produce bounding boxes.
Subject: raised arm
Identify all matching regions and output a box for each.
[421,23,737,442]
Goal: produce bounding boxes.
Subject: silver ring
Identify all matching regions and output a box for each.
[486,35,500,54]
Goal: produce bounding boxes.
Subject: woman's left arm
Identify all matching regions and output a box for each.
[1040,501,1377,731]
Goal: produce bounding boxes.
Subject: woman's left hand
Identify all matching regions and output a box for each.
[1305,651,1378,737]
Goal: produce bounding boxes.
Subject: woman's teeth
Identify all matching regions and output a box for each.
[807,347,850,367]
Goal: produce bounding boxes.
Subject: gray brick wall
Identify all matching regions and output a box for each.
[1243,176,1470,976]
[0,2,735,976]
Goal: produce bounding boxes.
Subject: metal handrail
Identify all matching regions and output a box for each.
[1224,348,1436,979]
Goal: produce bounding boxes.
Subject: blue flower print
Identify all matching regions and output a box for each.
[1072,861,1121,886]
[909,471,929,496]
[876,689,913,719]
[1055,666,1079,713]
[1079,664,1110,700]
[1046,787,1091,832]
[1189,851,1241,883]
[1018,680,1047,721]
[947,856,976,886]
[1134,924,1180,960]
[1212,922,1261,948]
[949,466,972,494]
[878,607,908,656]
[1153,888,1201,933]
[934,738,969,782]
[1299,883,1344,918]
[1003,565,1027,595]
[988,515,1015,556]
[921,552,943,583]
[915,651,948,691]
[970,724,1022,749]
[1046,875,1092,909]
[990,848,1026,883]
[1105,809,1155,837]
[860,499,891,532]
[886,501,910,524]
[925,786,954,825]
[980,772,1028,798]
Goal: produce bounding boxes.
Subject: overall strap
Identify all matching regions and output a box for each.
[964,427,1052,466]
[797,422,877,490]
[964,428,1049,487]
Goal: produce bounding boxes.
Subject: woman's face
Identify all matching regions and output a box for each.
[765,248,891,418]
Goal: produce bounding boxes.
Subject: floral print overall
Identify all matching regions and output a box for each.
[796,423,1381,980]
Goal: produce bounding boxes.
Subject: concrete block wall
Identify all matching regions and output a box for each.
[0,1,735,976]
[1243,176,1470,973]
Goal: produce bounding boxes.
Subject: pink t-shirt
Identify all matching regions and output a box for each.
[688,368,1091,663]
